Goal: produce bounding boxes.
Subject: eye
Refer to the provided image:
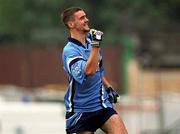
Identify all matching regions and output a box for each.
[80,16,84,20]
[79,15,87,20]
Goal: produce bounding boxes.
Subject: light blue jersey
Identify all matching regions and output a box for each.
[62,34,112,112]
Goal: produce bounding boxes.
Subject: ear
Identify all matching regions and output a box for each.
[67,21,74,29]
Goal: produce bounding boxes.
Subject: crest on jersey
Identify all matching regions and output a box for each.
[72,63,81,74]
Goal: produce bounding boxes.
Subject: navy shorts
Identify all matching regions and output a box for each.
[66,107,117,134]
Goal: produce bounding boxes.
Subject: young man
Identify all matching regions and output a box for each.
[61,7,128,134]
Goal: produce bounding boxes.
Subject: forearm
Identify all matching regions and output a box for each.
[84,47,99,75]
[85,28,103,76]
[103,76,120,104]
[101,76,111,88]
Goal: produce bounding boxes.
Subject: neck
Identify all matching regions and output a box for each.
[70,30,86,45]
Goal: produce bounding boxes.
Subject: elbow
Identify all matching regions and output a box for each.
[85,63,98,76]
[85,69,96,76]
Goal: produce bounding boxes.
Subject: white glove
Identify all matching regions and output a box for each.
[89,29,103,47]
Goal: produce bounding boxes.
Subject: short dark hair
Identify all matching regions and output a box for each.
[61,7,83,28]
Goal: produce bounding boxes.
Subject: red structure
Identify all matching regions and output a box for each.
[0,47,120,89]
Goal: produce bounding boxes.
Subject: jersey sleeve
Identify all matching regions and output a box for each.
[63,48,86,84]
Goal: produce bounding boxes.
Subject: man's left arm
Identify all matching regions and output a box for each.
[102,76,120,104]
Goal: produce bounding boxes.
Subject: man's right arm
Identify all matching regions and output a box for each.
[84,47,99,75]
[84,29,103,76]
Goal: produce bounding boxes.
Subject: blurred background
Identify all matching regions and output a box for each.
[0,0,180,134]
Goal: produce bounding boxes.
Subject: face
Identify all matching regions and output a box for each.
[69,10,90,33]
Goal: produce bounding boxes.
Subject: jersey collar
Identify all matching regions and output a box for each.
[68,37,89,49]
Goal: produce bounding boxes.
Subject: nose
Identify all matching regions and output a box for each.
[85,17,89,22]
